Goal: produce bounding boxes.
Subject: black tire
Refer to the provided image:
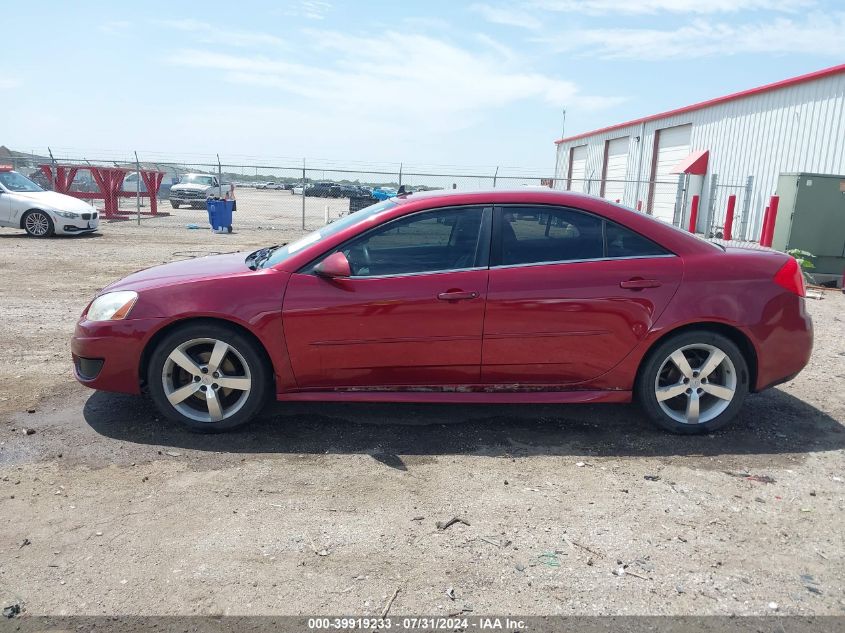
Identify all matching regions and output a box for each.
[170,201,179,209]
[22,210,55,238]
[636,330,749,434]
[147,322,271,433]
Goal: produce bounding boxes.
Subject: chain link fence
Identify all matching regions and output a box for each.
[3,148,767,242]
[557,172,762,241]
[3,150,554,234]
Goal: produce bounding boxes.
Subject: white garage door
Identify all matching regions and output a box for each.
[651,124,691,223]
[569,145,587,193]
[602,136,629,203]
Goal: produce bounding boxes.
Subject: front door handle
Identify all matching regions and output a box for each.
[620,278,662,290]
[437,290,479,302]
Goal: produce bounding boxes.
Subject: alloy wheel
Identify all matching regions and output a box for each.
[654,343,737,425]
[161,338,252,423]
[25,212,50,237]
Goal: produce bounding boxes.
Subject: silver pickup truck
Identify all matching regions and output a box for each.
[170,174,232,209]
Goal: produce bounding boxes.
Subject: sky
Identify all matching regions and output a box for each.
[4,0,844,173]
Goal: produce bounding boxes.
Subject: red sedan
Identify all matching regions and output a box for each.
[71,190,813,434]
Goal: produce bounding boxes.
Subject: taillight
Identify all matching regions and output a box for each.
[773,257,805,297]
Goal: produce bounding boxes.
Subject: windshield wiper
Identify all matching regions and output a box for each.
[246,244,284,270]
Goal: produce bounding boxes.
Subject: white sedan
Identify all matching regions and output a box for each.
[0,169,100,237]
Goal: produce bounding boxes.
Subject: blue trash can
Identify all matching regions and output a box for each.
[206,199,235,233]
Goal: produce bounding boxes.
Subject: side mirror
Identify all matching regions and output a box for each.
[314,251,351,279]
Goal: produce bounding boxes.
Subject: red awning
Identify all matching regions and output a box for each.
[670,149,709,175]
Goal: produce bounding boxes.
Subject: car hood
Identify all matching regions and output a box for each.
[104,252,251,293]
[13,191,95,212]
[171,183,210,191]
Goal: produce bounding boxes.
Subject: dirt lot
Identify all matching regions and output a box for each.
[0,217,843,617]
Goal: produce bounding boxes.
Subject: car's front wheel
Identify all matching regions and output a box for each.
[636,331,749,434]
[23,210,55,237]
[147,323,270,432]
[170,201,180,209]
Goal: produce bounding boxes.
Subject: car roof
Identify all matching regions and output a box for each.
[396,189,721,254]
[273,189,720,273]
[393,188,597,205]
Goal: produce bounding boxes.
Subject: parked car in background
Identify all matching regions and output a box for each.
[122,172,147,194]
[170,174,231,209]
[372,186,398,201]
[257,182,287,190]
[0,168,99,237]
[71,189,812,433]
[305,182,336,197]
[293,184,309,195]
[330,184,367,198]
[70,173,98,194]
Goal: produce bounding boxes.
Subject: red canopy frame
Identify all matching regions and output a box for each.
[39,164,167,218]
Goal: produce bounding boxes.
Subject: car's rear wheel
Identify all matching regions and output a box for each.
[170,201,179,209]
[636,331,748,434]
[147,323,270,432]
[23,210,54,237]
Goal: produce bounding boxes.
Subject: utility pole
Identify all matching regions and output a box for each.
[217,153,222,197]
[135,151,141,226]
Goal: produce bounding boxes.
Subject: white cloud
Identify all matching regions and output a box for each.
[0,78,21,90]
[531,0,814,14]
[541,12,845,59]
[470,3,542,29]
[283,0,332,20]
[169,30,623,124]
[157,19,286,48]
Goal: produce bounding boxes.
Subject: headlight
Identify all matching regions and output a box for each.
[86,291,138,321]
[54,210,79,218]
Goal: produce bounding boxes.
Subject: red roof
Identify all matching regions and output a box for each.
[554,63,845,145]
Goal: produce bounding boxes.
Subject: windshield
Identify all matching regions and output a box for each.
[181,175,214,185]
[258,199,398,268]
[0,171,44,193]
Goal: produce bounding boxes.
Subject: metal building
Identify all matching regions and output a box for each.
[553,64,845,240]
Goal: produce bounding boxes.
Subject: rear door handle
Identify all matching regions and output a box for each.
[437,290,479,301]
[620,278,662,290]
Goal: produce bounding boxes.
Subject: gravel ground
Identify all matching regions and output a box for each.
[0,218,843,617]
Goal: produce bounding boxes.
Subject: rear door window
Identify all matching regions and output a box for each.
[494,205,671,266]
[496,206,604,266]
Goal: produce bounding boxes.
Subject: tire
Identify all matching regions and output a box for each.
[23,210,55,238]
[636,330,749,434]
[147,322,271,432]
[170,201,180,209]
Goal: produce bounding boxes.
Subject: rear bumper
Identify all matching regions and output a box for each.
[752,295,813,392]
[71,317,163,394]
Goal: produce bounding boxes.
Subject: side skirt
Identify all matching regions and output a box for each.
[276,388,632,404]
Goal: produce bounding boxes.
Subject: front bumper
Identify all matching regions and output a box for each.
[71,317,163,394]
[170,192,208,204]
[55,215,99,235]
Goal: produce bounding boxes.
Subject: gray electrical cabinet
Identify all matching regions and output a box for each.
[772,172,845,278]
